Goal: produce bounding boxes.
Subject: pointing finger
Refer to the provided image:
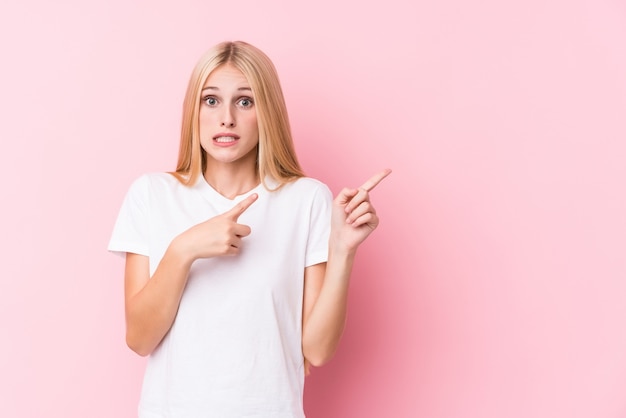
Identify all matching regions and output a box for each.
[359,168,392,192]
[225,193,258,221]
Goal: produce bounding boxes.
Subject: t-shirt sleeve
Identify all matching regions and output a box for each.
[108,175,151,257]
[305,183,332,267]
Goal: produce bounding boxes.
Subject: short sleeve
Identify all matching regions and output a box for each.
[304,183,332,267]
[108,175,151,257]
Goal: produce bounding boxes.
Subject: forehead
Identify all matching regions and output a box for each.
[203,64,250,89]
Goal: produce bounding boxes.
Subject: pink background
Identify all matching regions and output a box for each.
[1,0,625,417]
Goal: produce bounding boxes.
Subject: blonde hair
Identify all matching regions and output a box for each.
[173,41,305,189]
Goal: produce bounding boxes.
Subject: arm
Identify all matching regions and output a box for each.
[123,245,192,356]
[124,194,257,356]
[302,169,391,368]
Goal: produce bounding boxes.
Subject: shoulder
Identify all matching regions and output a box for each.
[271,177,333,212]
[129,172,182,190]
[281,177,332,197]
[124,172,184,201]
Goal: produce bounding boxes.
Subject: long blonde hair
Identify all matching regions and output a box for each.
[173,41,305,189]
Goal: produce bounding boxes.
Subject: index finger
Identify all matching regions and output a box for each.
[359,168,392,192]
[225,193,258,221]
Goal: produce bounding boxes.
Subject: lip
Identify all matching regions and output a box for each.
[212,133,240,147]
[213,133,240,140]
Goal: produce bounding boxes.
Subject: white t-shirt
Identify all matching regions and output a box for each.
[108,172,332,418]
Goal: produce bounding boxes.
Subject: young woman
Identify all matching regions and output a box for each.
[109,40,390,418]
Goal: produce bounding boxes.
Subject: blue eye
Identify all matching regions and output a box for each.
[204,97,218,106]
[238,98,253,108]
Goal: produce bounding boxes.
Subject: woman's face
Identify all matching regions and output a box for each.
[199,64,259,169]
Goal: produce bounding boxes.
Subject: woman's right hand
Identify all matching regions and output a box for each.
[175,193,258,261]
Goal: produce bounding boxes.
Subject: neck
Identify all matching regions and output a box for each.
[203,161,259,199]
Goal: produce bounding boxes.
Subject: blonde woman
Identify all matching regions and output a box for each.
[109,41,390,418]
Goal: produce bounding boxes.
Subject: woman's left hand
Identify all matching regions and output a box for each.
[330,169,391,253]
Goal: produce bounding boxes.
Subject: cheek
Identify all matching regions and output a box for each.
[247,114,259,137]
[198,109,211,124]
[198,112,214,135]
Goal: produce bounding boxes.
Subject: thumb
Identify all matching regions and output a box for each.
[224,193,258,221]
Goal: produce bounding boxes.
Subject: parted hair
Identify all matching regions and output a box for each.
[173,41,305,188]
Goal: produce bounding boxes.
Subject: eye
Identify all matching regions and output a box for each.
[203,96,218,106]
[238,97,253,108]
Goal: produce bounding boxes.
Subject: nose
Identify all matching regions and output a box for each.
[220,107,236,128]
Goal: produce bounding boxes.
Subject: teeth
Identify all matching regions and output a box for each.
[215,136,237,143]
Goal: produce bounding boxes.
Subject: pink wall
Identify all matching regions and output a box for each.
[1,0,625,417]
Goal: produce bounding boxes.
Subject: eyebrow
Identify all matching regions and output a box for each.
[201,86,252,91]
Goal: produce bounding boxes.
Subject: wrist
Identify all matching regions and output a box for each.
[169,234,195,267]
[328,240,357,263]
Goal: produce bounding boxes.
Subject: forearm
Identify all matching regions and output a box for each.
[124,196,257,356]
[125,239,193,356]
[301,169,389,368]
[302,246,356,366]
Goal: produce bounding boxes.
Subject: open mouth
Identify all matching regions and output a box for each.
[214,136,238,143]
